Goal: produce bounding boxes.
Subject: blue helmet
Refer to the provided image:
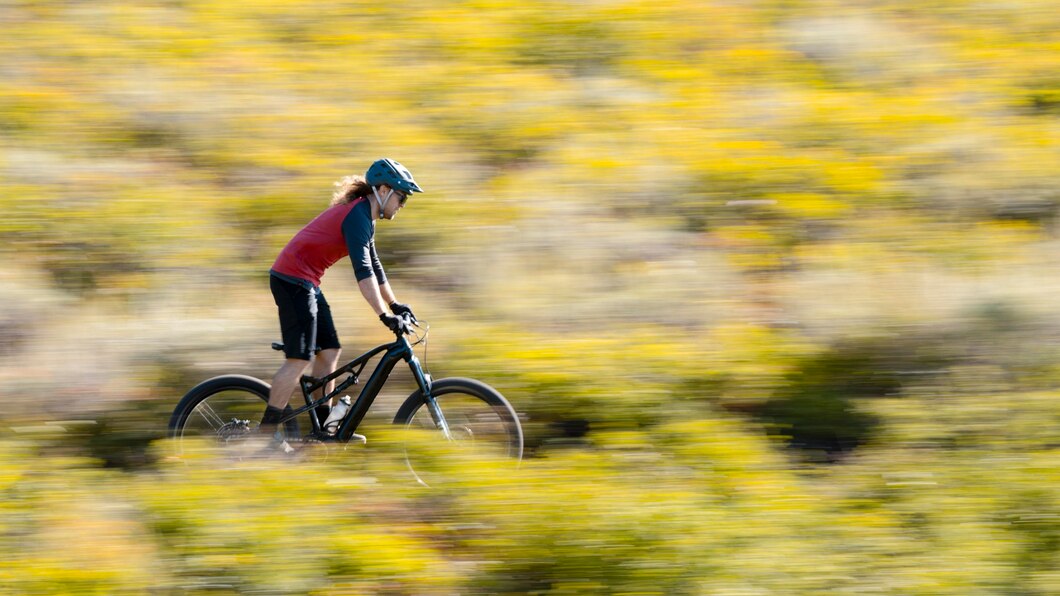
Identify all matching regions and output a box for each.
[365,158,423,195]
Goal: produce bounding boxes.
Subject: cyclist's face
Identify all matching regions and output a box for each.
[381,186,407,220]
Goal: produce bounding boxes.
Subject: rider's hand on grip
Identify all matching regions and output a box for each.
[389,301,417,323]
[380,312,412,335]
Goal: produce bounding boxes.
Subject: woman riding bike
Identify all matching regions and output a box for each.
[262,158,423,450]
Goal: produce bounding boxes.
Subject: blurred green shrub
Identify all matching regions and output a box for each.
[760,332,956,456]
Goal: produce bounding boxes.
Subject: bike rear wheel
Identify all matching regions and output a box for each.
[168,375,300,451]
[394,377,523,485]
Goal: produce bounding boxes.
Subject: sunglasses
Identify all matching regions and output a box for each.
[395,190,409,206]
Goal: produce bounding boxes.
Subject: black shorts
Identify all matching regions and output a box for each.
[270,274,341,361]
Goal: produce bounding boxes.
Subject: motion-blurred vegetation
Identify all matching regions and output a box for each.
[0,0,1057,592]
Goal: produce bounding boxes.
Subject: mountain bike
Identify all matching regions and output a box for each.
[167,316,523,483]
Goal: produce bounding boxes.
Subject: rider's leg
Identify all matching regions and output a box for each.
[312,346,364,444]
[312,348,342,393]
[311,348,342,420]
[262,357,310,432]
[268,357,311,409]
[264,276,322,445]
[310,288,342,423]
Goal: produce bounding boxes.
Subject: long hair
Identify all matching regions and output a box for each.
[331,175,373,206]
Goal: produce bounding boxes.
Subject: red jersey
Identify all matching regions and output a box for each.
[271,197,385,288]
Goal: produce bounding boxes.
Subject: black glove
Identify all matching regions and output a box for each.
[380,312,411,335]
[389,301,417,323]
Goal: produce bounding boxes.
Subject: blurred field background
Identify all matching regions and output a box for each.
[1,0,1059,593]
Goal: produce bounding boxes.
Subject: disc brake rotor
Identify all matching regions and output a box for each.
[217,418,253,443]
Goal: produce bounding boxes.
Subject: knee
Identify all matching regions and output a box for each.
[319,348,341,364]
[278,359,310,379]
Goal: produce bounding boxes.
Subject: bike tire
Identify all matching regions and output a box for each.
[168,374,299,445]
[394,377,523,483]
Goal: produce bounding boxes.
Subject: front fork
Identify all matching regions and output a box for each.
[408,354,453,440]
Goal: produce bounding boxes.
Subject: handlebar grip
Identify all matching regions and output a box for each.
[382,312,415,336]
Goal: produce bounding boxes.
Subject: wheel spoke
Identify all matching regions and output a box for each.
[193,402,226,430]
[169,377,293,460]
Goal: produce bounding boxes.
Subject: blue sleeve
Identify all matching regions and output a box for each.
[369,239,388,285]
[341,203,377,282]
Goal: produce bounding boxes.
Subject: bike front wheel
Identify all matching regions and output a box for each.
[168,375,300,451]
[394,377,523,484]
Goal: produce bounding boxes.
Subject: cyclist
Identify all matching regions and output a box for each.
[260,158,423,447]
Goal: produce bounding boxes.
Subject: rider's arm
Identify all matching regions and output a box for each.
[369,243,403,309]
[368,239,388,286]
[343,204,395,317]
[379,281,398,306]
[341,203,379,283]
[357,277,388,316]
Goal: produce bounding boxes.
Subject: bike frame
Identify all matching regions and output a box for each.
[277,333,450,443]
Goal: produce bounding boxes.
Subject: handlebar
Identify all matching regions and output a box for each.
[396,313,428,345]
